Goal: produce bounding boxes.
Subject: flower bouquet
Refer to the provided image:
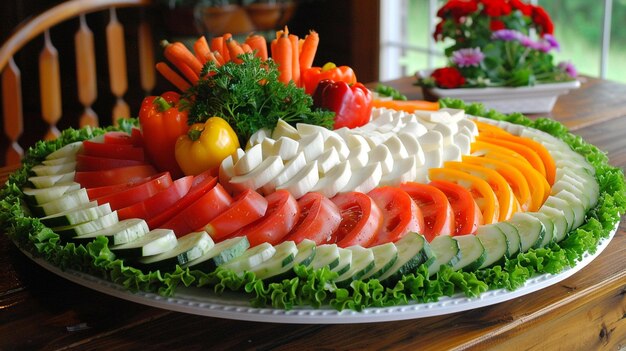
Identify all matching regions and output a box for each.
[417,0,580,113]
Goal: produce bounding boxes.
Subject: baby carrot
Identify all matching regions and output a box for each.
[289,34,300,86]
[299,30,319,71]
[193,36,211,64]
[156,62,191,91]
[245,34,268,61]
[226,38,245,64]
[272,33,292,84]
[241,43,253,54]
[371,99,440,112]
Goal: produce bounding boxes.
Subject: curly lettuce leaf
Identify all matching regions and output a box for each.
[1,104,624,311]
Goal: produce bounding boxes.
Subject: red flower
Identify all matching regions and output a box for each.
[490,19,505,31]
[509,0,532,16]
[433,20,445,41]
[480,0,512,17]
[437,0,479,19]
[532,5,554,35]
[431,67,466,88]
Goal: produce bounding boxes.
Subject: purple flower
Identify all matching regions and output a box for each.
[491,29,522,41]
[558,61,577,78]
[543,34,560,51]
[451,47,485,67]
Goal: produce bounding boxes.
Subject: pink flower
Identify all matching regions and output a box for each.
[451,47,485,67]
[558,61,577,78]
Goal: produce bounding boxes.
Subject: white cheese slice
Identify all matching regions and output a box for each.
[262,151,307,194]
[315,147,341,176]
[418,130,443,153]
[273,136,299,161]
[272,119,300,140]
[346,145,370,169]
[458,118,478,137]
[454,133,472,155]
[230,155,284,191]
[383,135,409,159]
[277,160,319,199]
[379,155,418,186]
[297,132,325,162]
[246,128,271,150]
[341,161,382,194]
[324,134,350,161]
[368,144,394,174]
[397,132,425,166]
[233,143,263,175]
[312,160,352,198]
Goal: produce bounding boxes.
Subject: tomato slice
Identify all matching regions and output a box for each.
[367,186,424,245]
[82,140,145,161]
[399,182,454,241]
[330,192,382,247]
[117,176,194,221]
[75,165,157,188]
[443,161,516,222]
[103,131,135,145]
[76,154,146,172]
[284,192,342,244]
[147,171,217,229]
[87,172,162,198]
[231,190,300,246]
[203,189,268,241]
[160,183,233,237]
[93,172,173,211]
[429,180,482,235]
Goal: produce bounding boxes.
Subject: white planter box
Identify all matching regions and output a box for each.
[418,70,581,114]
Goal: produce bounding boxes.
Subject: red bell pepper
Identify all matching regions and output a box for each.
[312,79,373,129]
[138,91,189,178]
[301,63,357,95]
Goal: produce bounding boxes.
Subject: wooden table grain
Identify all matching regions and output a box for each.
[1,76,625,350]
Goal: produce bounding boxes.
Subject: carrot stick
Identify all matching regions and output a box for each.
[241,43,253,54]
[211,36,230,63]
[167,41,204,74]
[226,38,245,64]
[289,34,300,86]
[371,99,440,112]
[193,36,211,64]
[272,33,292,84]
[245,34,268,61]
[213,50,225,66]
[156,62,191,91]
[299,30,319,71]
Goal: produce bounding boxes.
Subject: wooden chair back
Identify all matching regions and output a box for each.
[0,0,155,166]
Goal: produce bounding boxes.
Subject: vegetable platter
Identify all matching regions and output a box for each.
[1,27,624,319]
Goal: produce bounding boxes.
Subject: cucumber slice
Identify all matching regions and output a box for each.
[110,229,178,258]
[46,141,83,160]
[335,246,375,283]
[543,196,575,232]
[476,226,508,268]
[427,235,460,276]
[54,211,120,239]
[31,162,77,177]
[251,241,299,280]
[551,178,590,209]
[184,236,250,271]
[360,242,398,280]
[486,222,518,257]
[22,183,81,205]
[331,248,353,276]
[451,234,486,271]
[32,188,90,217]
[525,212,555,247]
[70,217,148,245]
[539,206,569,242]
[555,190,587,229]
[220,242,276,274]
[309,244,340,270]
[556,169,599,208]
[508,212,546,252]
[40,202,111,228]
[379,232,429,282]
[294,239,316,267]
[139,231,215,270]
[28,172,75,188]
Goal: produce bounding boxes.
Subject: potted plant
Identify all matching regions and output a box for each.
[416,0,579,113]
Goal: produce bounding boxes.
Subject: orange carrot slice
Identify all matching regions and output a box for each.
[156,62,191,91]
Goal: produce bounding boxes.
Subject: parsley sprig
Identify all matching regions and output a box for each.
[183,54,334,142]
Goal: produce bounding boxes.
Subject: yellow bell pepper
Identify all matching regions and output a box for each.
[175,117,240,176]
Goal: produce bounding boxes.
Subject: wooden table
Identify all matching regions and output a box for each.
[2,76,626,350]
